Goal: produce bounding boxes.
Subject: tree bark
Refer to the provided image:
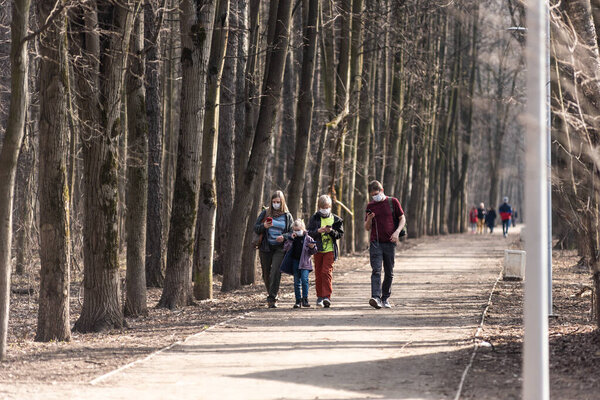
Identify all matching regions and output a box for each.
[221,0,293,291]
[214,0,237,276]
[193,0,229,300]
[0,0,30,359]
[355,5,374,251]
[14,132,35,276]
[73,1,134,332]
[125,8,149,317]
[145,0,165,288]
[36,0,71,343]
[287,0,318,219]
[158,0,215,309]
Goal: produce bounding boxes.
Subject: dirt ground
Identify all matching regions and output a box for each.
[461,240,600,399]
[1,230,599,399]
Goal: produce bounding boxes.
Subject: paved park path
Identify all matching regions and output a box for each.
[3,229,518,400]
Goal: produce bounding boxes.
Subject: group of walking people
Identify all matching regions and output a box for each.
[468,197,514,237]
[253,180,406,310]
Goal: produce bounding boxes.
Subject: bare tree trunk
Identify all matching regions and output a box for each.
[238,0,259,286]
[355,5,374,251]
[0,0,30,359]
[125,9,149,317]
[222,0,293,291]
[287,0,318,218]
[73,1,134,333]
[214,0,238,276]
[36,0,70,342]
[193,0,230,300]
[145,0,165,288]
[158,0,215,309]
[14,131,34,276]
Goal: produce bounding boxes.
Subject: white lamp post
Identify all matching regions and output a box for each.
[523,0,550,398]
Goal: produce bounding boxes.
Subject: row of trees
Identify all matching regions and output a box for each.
[8,0,586,361]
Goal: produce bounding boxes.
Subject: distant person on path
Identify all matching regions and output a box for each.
[364,180,406,309]
[254,190,294,308]
[512,208,518,227]
[499,197,512,237]
[485,207,497,233]
[307,195,344,308]
[469,205,478,234]
[280,219,318,308]
[476,202,486,234]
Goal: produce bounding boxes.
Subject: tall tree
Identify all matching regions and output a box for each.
[214,0,238,276]
[35,0,71,342]
[0,0,31,358]
[125,8,149,317]
[193,0,230,299]
[158,0,215,308]
[221,0,293,291]
[287,0,318,219]
[145,0,165,288]
[72,0,134,332]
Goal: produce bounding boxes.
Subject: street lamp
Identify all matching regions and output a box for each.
[523,0,550,399]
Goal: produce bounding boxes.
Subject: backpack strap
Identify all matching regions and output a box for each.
[387,197,399,227]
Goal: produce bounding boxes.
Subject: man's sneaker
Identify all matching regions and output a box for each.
[302,298,311,308]
[293,301,302,309]
[382,299,392,308]
[268,300,278,308]
[316,297,324,308]
[369,297,382,309]
[323,298,331,308]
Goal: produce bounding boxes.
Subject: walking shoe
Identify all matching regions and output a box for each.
[323,298,331,308]
[293,301,301,309]
[369,297,382,309]
[382,299,392,308]
[302,298,311,308]
[268,300,278,308]
[316,297,324,308]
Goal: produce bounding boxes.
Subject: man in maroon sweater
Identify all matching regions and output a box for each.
[364,180,406,309]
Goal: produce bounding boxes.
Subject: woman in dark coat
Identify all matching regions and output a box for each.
[485,207,497,233]
[254,190,293,308]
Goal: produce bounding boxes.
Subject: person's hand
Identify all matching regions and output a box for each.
[276,235,284,243]
[308,243,316,248]
[325,226,332,233]
[366,212,375,221]
[390,231,400,243]
[264,220,273,229]
[318,226,327,233]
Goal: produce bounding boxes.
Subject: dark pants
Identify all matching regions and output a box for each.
[502,220,510,236]
[259,245,285,301]
[369,242,396,300]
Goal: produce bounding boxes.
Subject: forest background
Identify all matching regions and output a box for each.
[0,0,598,361]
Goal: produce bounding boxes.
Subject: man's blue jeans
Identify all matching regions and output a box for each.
[502,220,510,236]
[292,259,310,300]
[369,242,396,300]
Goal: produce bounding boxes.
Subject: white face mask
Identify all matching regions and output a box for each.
[272,202,281,210]
[319,208,331,217]
[372,193,385,202]
[294,230,304,237]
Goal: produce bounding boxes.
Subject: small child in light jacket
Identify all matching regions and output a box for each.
[281,219,318,308]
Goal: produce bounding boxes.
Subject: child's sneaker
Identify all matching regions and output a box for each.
[302,298,311,308]
[323,298,331,308]
[293,300,301,309]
